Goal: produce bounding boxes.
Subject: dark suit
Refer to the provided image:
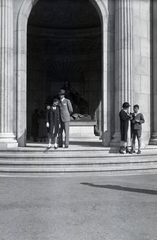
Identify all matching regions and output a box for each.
[59,98,73,147]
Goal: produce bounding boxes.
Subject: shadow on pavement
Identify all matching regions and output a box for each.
[81,182,157,195]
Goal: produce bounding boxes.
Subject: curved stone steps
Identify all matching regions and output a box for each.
[0,153,157,175]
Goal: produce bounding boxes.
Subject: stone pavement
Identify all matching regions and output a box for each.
[0,174,157,240]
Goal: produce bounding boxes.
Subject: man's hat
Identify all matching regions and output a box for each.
[58,89,65,95]
[122,102,130,108]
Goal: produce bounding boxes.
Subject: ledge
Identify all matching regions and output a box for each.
[70,120,96,126]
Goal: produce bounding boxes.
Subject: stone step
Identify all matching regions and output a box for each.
[0,164,157,174]
[0,155,157,175]
[0,143,157,175]
[0,152,157,161]
[0,154,156,163]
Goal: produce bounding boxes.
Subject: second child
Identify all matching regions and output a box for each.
[130,104,145,154]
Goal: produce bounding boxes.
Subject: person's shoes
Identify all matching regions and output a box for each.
[119,149,125,154]
[64,146,69,148]
[48,143,51,149]
[137,150,141,154]
[126,148,130,153]
[54,143,58,149]
[59,145,63,148]
[130,149,136,154]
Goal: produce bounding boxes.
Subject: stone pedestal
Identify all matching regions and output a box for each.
[69,121,99,141]
[110,0,133,147]
[0,0,18,148]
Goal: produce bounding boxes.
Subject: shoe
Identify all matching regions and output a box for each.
[48,144,51,149]
[119,149,125,154]
[137,150,141,154]
[64,146,69,148]
[126,148,130,153]
[54,143,58,149]
[130,150,136,154]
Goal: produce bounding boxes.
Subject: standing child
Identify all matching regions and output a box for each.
[130,104,145,154]
[46,99,61,149]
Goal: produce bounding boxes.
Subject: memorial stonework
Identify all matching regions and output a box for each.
[0,0,155,148]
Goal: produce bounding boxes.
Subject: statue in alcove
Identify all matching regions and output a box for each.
[62,80,89,120]
[44,79,90,121]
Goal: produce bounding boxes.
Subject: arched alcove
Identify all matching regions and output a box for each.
[17,0,109,146]
[27,0,102,141]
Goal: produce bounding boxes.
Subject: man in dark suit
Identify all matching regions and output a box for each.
[58,89,73,148]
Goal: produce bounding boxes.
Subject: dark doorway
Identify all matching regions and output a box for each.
[27,0,101,141]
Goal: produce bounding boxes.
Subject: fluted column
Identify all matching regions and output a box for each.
[110,0,133,147]
[0,0,17,148]
[150,1,157,145]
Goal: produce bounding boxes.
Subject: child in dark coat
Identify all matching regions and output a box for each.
[130,104,145,154]
[46,99,61,149]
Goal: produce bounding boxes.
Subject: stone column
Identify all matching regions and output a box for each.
[110,0,133,147]
[150,1,157,145]
[0,0,18,148]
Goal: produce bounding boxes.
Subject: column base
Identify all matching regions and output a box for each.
[149,132,157,145]
[110,132,121,147]
[0,133,18,149]
[101,131,111,147]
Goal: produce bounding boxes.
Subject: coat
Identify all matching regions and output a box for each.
[131,113,145,130]
[46,106,61,135]
[119,109,131,142]
[59,98,73,123]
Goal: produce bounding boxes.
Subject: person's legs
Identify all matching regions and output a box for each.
[53,133,58,149]
[48,133,52,148]
[130,131,136,153]
[58,121,64,147]
[54,137,58,149]
[137,130,142,154]
[119,141,126,153]
[64,122,69,147]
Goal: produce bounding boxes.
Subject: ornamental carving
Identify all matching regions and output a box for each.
[28,0,101,29]
[46,58,84,83]
[28,37,101,55]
